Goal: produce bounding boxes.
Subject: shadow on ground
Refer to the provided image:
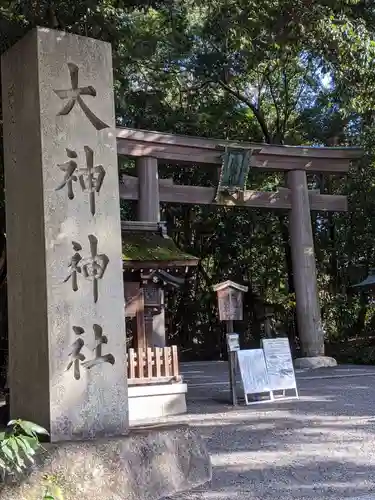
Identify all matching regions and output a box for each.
[168,370,375,499]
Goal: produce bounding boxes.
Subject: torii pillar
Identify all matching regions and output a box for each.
[288,170,336,368]
[136,156,166,347]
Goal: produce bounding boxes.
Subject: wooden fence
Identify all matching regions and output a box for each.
[127,345,181,385]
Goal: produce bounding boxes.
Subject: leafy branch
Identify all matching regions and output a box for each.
[0,419,48,478]
[217,79,271,143]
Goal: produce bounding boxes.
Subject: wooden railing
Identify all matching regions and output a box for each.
[127,345,181,386]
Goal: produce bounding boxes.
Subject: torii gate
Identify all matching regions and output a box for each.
[116,127,361,365]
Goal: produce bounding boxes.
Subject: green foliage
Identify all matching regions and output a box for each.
[0,419,48,478]
[1,0,375,360]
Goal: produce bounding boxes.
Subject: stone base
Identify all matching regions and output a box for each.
[129,383,187,422]
[0,425,211,500]
[294,356,337,369]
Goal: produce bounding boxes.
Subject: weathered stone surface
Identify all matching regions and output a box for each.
[0,425,211,500]
[294,356,337,369]
[2,27,128,441]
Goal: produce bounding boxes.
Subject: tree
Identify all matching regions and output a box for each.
[0,0,375,364]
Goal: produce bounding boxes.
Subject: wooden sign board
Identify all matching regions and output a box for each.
[236,349,272,404]
[217,288,244,321]
[262,338,297,392]
[143,284,162,308]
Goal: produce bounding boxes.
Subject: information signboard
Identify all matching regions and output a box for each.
[236,349,272,404]
[262,338,297,392]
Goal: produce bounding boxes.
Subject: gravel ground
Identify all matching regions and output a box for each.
[160,366,375,500]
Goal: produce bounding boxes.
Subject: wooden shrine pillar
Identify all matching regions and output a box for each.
[288,170,324,357]
[123,282,146,350]
[135,291,146,350]
[136,157,166,347]
[151,292,166,347]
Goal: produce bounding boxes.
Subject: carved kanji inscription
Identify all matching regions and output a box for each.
[56,148,78,199]
[56,146,106,216]
[64,235,109,303]
[66,326,86,380]
[82,324,115,369]
[63,241,82,291]
[54,62,109,130]
[66,324,115,380]
[79,146,106,216]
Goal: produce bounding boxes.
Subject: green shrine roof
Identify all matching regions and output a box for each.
[122,231,199,269]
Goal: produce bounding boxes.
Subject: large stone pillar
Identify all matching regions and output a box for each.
[288,170,332,364]
[136,157,166,347]
[2,28,128,441]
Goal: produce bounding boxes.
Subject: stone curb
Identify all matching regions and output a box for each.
[294,356,337,369]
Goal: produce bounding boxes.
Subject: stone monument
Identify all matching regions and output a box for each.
[2,28,128,442]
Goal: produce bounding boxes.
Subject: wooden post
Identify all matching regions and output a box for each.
[144,310,154,348]
[136,156,160,222]
[135,290,146,350]
[151,292,166,346]
[226,320,238,406]
[264,316,272,338]
[288,170,324,357]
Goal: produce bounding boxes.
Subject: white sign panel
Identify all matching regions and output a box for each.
[226,333,240,352]
[262,338,297,391]
[237,349,270,395]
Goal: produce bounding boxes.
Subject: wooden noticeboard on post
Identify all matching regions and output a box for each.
[215,281,247,321]
[213,280,248,406]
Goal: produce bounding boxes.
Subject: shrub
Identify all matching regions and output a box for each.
[0,419,48,477]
